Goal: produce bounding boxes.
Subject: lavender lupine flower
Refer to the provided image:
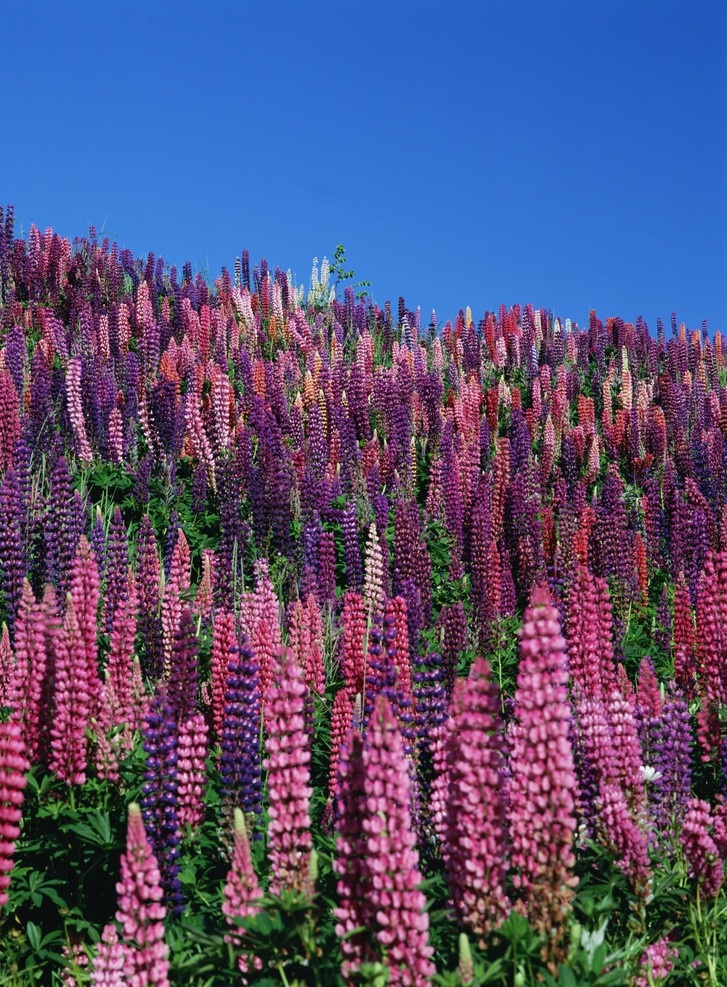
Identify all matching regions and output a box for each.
[263,648,314,897]
[45,454,81,598]
[652,685,693,837]
[333,695,435,986]
[507,586,579,963]
[140,690,183,916]
[219,639,262,824]
[438,657,511,943]
[0,720,29,908]
[115,803,170,987]
[166,606,199,725]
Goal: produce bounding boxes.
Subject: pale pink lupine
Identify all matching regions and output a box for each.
[176,713,209,830]
[0,719,29,907]
[263,648,313,897]
[288,593,325,697]
[363,522,386,620]
[66,356,93,462]
[334,695,435,986]
[507,586,578,962]
[90,924,126,987]
[115,803,170,987]
[50,596,91,785]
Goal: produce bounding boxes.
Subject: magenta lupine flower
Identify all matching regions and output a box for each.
[681,798,724,898]
[222,808,264,977]
[507,586,579,957]
[0,623,11,709]
[438,657,511,943]
[695,550,727,758]
[242,559,282,710]
[8,579,48,764]
[69,535,101,719]
[334,694,435,986]
[90,924,126,987]
[597,784,652,899]
[0,719,29,907]
[176,713,208,830]
[632,936,677,987]
[263,647,313,897]
[50,596,91,785]
[603,689,647,814]
[115,802,170,987]
[210,608,236,745]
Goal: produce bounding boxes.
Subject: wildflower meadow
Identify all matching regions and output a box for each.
[1,204,726,985]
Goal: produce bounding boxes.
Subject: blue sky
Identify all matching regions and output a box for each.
[3,1,725,333]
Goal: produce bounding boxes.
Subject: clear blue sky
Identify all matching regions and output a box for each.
[3,1,725,333]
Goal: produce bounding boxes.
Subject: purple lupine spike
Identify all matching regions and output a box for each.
[103,507,129,636]
[166,606,199,726]
[0,467,25,639]
[263,647,314,897]
[317,530,336,605]
[135,515,163,679]
[219,638,263,824]
[45,454,82,598]
[437,600,467,699]
[140,689,183,916]
[341,501,362,591]
[438,657,511,943]
[652,685,693,836]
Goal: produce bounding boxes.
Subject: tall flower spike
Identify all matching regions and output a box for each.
[263,648,313,897]
[438,657,511,943]
[50,595,91,785]
[0,720,29,908]
[115,803,170,987]
[222,808,264,977]
[507,585,578,966]
[333,695,435,986]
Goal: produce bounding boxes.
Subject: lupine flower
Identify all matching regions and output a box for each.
[140,690,183,916]
[597,784,652,899]
[263,647,313,897]
[176,713,208,830]
[115,802,170,987]
[90,924,126,987]
[681,798,724,898]
[632,936,677,987]
[507,585,578,961]
[50,596,91,785]
[334,695,435,986]
[222,808,264,978]
[0,719,29,907]
[437,657,511,943]
[219,638,262,823]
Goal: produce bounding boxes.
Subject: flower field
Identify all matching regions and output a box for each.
[1,204,726,985]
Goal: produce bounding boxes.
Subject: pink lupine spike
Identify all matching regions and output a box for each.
[566,564,605,700]
[115,803,170,987]
[241,559,282,707]
[177,713,209,830]
[673,571,696,696]
[333,695,435,986]
[50,596,91,785]
[341,591,367,698]
[288,593,325,697]
[695,550,727,757]
[90,924,126,987]
[507,586,578,963]
[7,580,48,763]
[385,596,412,700]
[222,808,264,976]
[603,689,648,813]
[210,608,236,745]
[438,657,510,943]
[70,536,101,718]
[597,783,652,899]
[0,719,29,908]
[263,647,313,897]
[680,798,724,898]
[168,528,191,593]
[193,548,215,621]
[65,357,93,462]
[105,571,140,733]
